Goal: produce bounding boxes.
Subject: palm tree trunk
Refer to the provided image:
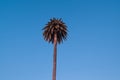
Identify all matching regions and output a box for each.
[52,34,57,80]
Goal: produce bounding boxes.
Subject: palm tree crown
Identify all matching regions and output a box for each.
[43,18,67,44]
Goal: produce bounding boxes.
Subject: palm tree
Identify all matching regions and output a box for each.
[43,18,68,80]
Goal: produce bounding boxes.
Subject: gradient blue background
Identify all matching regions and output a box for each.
[0,0,120,80]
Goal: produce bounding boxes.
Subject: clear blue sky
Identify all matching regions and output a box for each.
[0,0,120,80]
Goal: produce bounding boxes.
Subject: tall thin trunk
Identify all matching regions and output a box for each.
[52,34,57,80]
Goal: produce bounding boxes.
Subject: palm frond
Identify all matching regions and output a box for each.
[43,18,68,44]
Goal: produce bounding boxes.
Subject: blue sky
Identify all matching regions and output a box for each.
[0,0,120,80]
